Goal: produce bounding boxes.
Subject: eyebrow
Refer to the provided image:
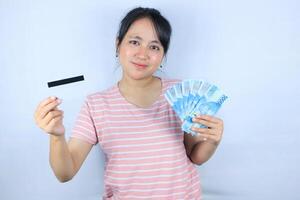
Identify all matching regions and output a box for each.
[128,35,161,45]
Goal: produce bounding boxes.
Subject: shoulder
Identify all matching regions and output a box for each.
[84,84,118,106]
[162,77,182,89]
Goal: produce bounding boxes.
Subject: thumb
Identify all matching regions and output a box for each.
[53,98,63,110]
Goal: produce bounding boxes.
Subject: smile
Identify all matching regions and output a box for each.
[132,62,148,68]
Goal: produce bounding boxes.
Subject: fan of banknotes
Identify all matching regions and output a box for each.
[164,79,228,136]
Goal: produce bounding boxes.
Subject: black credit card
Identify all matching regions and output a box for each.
[47,75,84,88]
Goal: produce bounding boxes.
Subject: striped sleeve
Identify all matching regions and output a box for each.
[70,98,98,145]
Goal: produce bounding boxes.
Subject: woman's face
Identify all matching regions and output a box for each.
[117,17,164,80]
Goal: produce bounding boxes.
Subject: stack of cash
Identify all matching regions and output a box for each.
[164,80,228,136]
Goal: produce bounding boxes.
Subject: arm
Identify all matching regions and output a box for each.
[184,115,224,165]
[35,96,93,182]
[49,136,93,182]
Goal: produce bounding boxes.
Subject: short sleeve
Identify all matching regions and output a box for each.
[70,98,98,145]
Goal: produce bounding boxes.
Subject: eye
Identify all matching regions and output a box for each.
[149,45,160,51]
[129,40,140,46]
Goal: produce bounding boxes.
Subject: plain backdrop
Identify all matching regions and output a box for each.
[1,0,299,199]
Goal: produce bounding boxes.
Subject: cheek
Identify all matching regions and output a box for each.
[119,48,133,64]
[150,53,164,64]
[125,49,135,57]
[119,43,133,55]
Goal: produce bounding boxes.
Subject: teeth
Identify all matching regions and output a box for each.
[164,79,228,136]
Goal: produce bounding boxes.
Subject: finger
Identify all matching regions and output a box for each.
[191,126,212,134]
[196,115,221,123]
[36,96,57,113]
[194,133,213,141]
[39,99,62,119]
[192,118,217,128]
[196,133,218,143]
[46,115,63,129]
[35,97,58,119]
[41,110,64,127]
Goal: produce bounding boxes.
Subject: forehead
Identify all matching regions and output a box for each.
[126,18,159,41]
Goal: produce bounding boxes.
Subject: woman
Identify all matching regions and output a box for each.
[34,7,224,200]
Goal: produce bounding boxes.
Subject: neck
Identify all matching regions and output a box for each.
[119,75,156,91]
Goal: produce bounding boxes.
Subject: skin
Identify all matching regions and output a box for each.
[116,18,164,108]
[34,17,224,182]
[184,115,224,165]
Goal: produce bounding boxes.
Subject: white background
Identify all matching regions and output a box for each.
[1,0,299,199]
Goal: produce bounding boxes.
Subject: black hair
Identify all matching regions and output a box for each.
[116,7,172,55]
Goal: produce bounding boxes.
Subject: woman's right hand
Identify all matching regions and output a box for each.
[34,96,65,136]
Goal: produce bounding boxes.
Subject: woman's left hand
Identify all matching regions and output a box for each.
[191,115,224,146]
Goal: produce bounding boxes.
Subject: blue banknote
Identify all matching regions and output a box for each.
[164,79,228,136]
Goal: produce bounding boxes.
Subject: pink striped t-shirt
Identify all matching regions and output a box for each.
[71,77,202,200]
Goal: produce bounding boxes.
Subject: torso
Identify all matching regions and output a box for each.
[71,77,202,199]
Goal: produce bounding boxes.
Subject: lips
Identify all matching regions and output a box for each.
[132,62,148,68]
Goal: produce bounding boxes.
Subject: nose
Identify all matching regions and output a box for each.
[136,46,148,59]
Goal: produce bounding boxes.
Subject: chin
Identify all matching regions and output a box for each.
[127,72,153,80]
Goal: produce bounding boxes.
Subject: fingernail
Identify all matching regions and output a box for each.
[57,99,62,103]
[50,96,56,100]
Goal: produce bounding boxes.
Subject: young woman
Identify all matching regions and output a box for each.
[34,7,224,200]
